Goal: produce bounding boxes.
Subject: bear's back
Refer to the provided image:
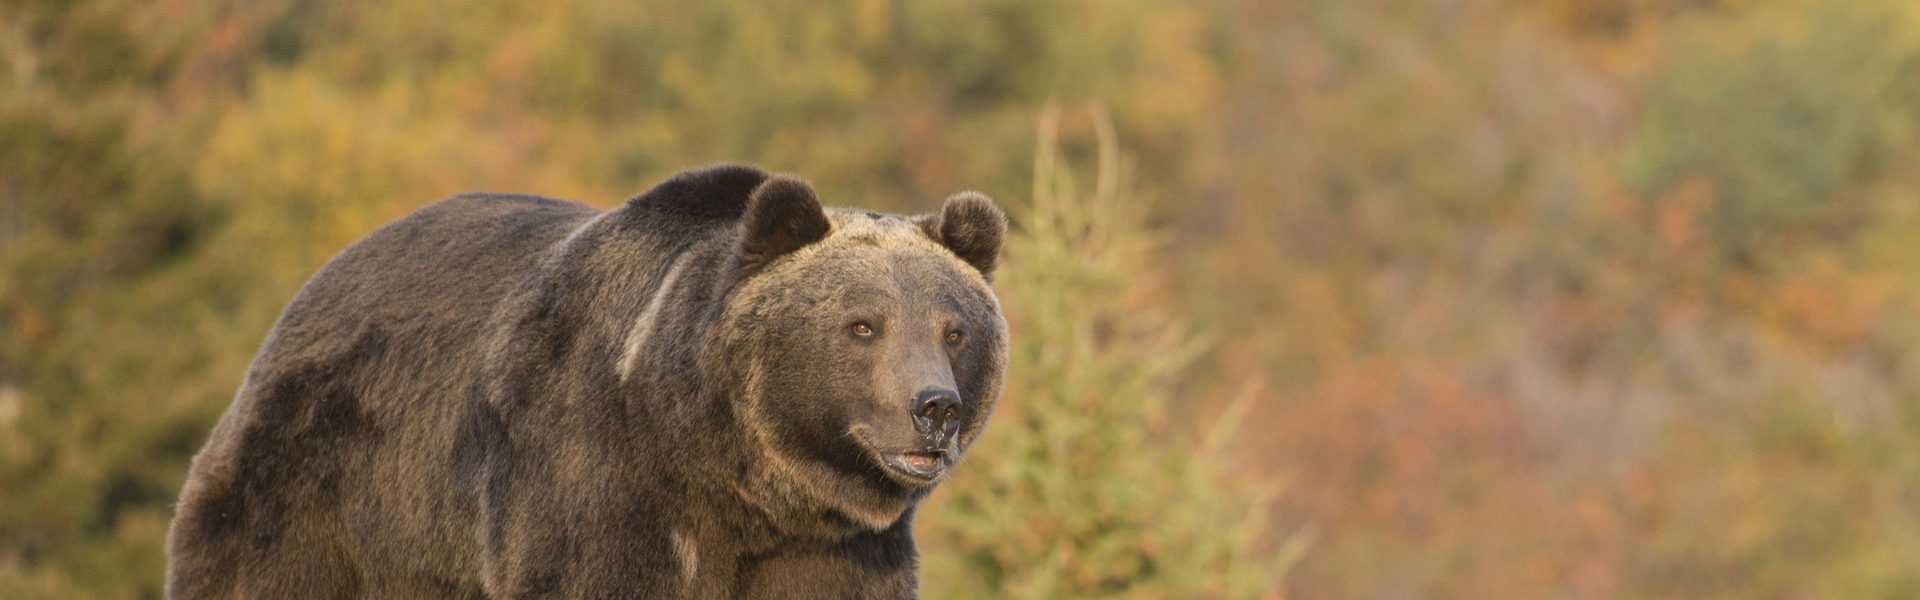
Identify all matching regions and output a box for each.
[167,193,603,598]
[239,192,600,425]
[281,193,598,340]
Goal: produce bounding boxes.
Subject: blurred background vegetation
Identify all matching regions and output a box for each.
[7,0,1920,597]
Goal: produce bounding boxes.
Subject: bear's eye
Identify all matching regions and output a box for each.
[946,330,965,344]
[851,322,875,337]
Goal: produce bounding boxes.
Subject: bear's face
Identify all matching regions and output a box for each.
[715,177,1007,532]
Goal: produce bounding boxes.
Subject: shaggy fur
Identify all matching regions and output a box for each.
[166,164,1009,599]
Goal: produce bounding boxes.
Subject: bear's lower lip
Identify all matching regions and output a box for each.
[880,451,946,481]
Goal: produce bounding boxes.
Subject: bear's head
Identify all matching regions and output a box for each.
[714,175,1008,533]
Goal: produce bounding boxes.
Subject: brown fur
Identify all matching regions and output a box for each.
[166,165,1008,599]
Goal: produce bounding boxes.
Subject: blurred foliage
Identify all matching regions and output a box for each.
[1196,0,1920,597]
[1622,0,1920,270]
[8,0,1920,598]
[916,104,1303,598]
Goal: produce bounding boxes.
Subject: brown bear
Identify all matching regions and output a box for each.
[165,164,1009,599]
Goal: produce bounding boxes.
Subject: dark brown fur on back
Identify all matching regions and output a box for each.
[166,164,1009,599]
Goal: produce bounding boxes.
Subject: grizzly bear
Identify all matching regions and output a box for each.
[166,164,1009,599]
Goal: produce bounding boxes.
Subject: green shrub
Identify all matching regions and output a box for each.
[917,104,1307,599]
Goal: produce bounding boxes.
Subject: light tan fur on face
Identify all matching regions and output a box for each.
[802,209,992,289]
[718,209,1002,534]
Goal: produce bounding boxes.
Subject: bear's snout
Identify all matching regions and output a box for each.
[910,387,964,447]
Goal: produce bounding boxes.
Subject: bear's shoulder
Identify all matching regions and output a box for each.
[615,163,771,232]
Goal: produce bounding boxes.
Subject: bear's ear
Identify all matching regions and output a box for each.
[922,191,1007,279]
[737,175,832,274]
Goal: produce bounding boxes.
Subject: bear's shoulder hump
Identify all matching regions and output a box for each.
[617,163,771,228]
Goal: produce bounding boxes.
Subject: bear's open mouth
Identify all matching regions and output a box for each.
[880,451,947,480]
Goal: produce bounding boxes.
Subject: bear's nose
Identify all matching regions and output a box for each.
[911,388,964,444]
